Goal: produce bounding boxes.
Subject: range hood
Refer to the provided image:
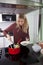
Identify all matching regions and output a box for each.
[0,0,43,14]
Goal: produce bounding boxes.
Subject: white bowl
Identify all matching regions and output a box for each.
[32,44,41,53]
[20,41,30,46]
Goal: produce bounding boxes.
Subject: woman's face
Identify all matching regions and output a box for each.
[18,18,24,26]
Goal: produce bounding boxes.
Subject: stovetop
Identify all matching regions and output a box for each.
[0,46,43,65]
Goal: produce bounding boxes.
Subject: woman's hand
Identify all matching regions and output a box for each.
[6,34,12,41]
[26,37,30,41]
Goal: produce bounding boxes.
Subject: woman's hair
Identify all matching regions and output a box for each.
[16,14,29,33]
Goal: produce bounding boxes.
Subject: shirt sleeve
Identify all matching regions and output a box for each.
[3,23,15,37]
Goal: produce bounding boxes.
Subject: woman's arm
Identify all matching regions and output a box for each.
[3,23,14,37]
[3,23,15,41]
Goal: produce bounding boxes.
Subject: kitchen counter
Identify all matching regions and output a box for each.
[0,44,43,65]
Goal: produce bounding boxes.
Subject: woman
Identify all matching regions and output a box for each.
[3,14,30,58]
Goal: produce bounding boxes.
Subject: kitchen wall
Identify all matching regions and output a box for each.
[0,21,14,30]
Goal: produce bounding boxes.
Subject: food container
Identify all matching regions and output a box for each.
[8,44,20,55]
[8,47,20,55]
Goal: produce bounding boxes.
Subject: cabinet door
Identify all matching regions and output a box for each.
[4,36,14,48]
[0,0,6,3]
[0,37,4,48]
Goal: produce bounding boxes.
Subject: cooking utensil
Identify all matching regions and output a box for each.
[8,39,20,55]
[8,47,20,55]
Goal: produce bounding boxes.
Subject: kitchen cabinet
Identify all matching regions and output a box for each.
[0,0,6,3]
[0,36,14,48]
[4,36,13,48]
[0,37,4,48]
[5,0,16,4]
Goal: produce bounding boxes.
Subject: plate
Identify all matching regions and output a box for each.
[20,41,30,46]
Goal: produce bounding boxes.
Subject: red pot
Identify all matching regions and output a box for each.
[8,48,20,55]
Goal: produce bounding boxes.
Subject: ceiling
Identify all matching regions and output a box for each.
[0,0,43,14]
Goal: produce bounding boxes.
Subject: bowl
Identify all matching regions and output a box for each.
[32,44,41,53]
[20,41,30,46]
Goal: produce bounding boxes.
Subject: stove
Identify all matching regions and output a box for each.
[0,44,42,65]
